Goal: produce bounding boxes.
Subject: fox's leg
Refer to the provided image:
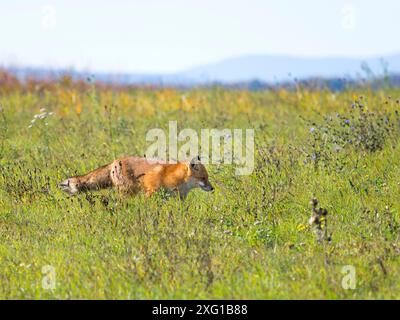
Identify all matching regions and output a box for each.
[143,177,157,198]
[59,163,113,195]
[142,171,160,198]
[145,187,158,198]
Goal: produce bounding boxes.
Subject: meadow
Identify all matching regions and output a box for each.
[0,73,399,299]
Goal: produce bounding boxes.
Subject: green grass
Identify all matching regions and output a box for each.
[0,85,399,299]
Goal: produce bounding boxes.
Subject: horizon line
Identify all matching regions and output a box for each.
[2,51,400,76]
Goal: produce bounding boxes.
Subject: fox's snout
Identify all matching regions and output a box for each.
[199,181,214,192]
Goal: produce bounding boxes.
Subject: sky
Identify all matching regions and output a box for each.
[0,0,399,74]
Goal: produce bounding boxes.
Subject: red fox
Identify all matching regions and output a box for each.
[59,156,214,199]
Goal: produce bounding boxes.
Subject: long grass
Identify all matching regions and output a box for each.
[0,80,399,299]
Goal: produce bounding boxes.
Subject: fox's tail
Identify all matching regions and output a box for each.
[59,163,113,195]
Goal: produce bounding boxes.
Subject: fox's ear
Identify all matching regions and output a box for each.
[190,155,201,169]
[190,155,201,164]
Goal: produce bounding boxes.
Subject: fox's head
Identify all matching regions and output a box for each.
[188,156,214,192]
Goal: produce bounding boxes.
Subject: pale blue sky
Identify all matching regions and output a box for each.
[1,0,399,73]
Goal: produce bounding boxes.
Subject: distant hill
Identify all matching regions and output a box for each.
[3,54,400,86]
[177,54,400,83]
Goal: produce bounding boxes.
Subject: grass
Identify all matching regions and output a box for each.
[0,79,399,299]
